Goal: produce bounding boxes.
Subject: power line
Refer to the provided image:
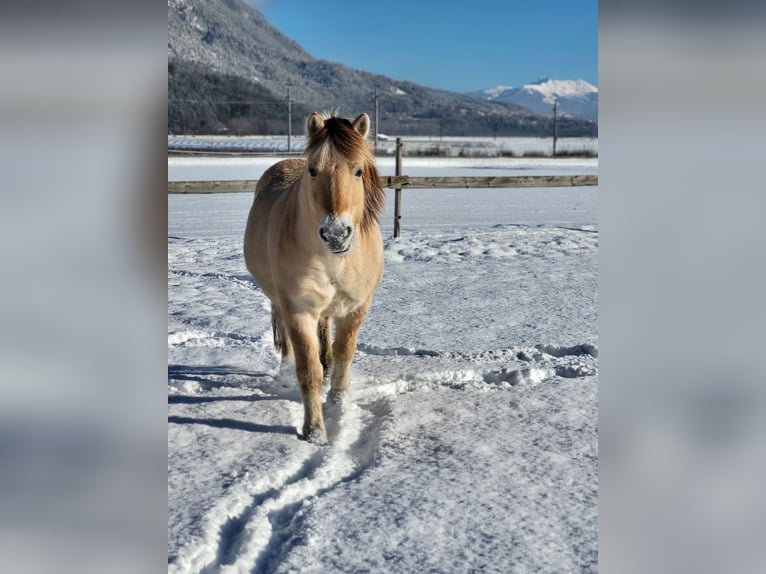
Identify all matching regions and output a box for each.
[168,99,284,105]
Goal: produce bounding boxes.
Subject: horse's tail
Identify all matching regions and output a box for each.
[271,308,289,357]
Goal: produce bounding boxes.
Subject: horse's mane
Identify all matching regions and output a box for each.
[304,114,385,235]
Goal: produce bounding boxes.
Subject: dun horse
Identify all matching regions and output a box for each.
[244,112,385,444]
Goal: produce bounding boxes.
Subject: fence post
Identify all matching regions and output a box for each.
[287,84,292,153]
[394,137,403,238]
[552,99,558,158]
[374,84,379,155]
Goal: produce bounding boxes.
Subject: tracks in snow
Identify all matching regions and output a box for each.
[169,269,262,294]
[170,341,596,573]
[359,342,597,360]
[356,341,598,392]
[171,398,391,574]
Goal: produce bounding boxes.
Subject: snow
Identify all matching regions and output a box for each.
[476,84,515,99]
[477,78,598,102]
[168,156,598,573]
[472,78,599,121]
[525,78,598,98]
[169,150,597,182]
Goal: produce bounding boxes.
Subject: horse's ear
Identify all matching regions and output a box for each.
[307,112,324,137]
[352,113,370,139]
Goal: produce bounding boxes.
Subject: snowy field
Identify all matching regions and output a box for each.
[168,156,598,573]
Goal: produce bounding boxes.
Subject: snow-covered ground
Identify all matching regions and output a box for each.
[169,154,597,183]
[168,156,598,573]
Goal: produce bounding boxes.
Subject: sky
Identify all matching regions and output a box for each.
[250,0,598,93]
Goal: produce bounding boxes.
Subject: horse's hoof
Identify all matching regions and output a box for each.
[327,390,347,404]
[301,427,329,446]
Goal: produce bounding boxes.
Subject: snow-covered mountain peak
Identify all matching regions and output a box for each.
[480,84,515,100]
[469,78,598,121]
[523,78,598,98]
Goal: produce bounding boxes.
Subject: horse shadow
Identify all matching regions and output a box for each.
[169,364,300,397]
[168,364,269,388]
[167,415,297,436]
[168,364,301,437]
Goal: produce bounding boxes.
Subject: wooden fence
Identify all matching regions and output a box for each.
[166,174,596,195]
[168,138,597,237]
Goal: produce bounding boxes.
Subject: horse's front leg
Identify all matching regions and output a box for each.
[286,312,326,443]
[328,299,371,403]
[317,316,333,376]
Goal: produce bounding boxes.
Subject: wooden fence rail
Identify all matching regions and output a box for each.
[168,138,597,237]
[167,174,598,195]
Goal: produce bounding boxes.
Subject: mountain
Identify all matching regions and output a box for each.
[469,78,598,121]
[168,0,595,136]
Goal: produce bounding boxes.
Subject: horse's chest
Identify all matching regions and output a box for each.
[286,246,382,318]
[323,286,360,317]
[320,268,371,315]
[290,269,366,317]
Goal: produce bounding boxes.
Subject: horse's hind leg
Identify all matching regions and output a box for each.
[328,298,370,403]
[271,307,294,364]
[317,316,333,376]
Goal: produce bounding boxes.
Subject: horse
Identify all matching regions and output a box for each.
[244,112,386,444]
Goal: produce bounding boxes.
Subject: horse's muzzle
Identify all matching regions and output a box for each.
[318,214,354,254]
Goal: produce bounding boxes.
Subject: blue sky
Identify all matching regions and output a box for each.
[250,0,597,93]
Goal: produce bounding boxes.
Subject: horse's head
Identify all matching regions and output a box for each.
[304,112,383,255]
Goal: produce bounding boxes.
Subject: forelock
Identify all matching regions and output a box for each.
[305,115,372,168]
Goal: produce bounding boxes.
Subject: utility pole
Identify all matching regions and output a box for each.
[374,84,379,154]
[552,99,558,157]
[287,84,292,153]
[394,137,403,238]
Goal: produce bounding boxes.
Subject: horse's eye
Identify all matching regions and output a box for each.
[308,167,317,177]
[354,168,363,178]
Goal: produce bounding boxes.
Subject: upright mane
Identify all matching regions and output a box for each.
[304,113,385,234]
